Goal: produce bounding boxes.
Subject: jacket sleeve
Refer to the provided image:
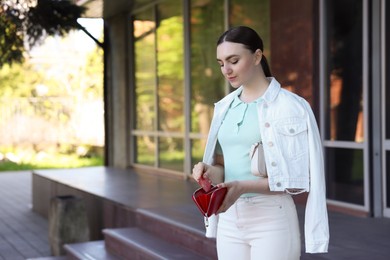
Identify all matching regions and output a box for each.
[302,99,330,253]
[201,103,222,238]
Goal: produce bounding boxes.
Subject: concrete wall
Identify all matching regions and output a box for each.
[104,13,130,168]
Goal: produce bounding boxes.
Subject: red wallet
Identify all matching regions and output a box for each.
[192,185,227,217]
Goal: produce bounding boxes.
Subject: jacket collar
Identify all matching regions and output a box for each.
[262,77,281,103]
[215,77,281,108]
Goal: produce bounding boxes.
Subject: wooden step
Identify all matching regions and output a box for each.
[135,207,217,259]
[64,240,120,260]
[27,257,67,260]
[104,227,212,259]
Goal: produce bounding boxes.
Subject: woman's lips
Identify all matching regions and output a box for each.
[227,76,237,81]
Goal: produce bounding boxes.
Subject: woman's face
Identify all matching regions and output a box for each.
[216,41,260,88]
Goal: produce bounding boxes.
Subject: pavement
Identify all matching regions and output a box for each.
[1,170,390,260]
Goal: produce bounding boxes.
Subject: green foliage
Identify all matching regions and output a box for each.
[0,0,86,68]
[0,145,103,171]
[0,62,43,97]
[157,16,183,80]
[0,16,104,170]
[0,154,103,171]
[83,44,104,98]
[0,38,103,125]
[26,0,86,46]
[0,7,24,66]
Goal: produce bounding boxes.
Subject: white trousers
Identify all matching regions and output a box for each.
[216,194,301,260]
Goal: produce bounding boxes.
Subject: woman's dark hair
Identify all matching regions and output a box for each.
[217,26,272,77]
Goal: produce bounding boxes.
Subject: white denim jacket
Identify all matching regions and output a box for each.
[202,78,329,253]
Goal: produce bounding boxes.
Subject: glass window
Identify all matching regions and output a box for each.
[189,0,224,168]
[131,1,283,175]
[156,0,184,133]
[188,0,272,167]
[229,0,271,95]
[159,137,184,171]
[326,147,364,205]
[134,9,156,131]
[135,136,155,166]
[191,139,204,167]
[385,2,390,210]
[325,0,364,142]
[386,1,390,139]
[229,0,271,60]
[387,151,390,208]
[190,0,224,136]
[133,2,184,172]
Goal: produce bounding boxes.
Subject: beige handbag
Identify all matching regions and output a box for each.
[249,142,268,177]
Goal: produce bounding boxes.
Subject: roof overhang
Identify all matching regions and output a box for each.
[74,0,139,19]
[74,0,103,18]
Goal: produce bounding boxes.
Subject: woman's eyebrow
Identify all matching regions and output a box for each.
[217,54,239,62]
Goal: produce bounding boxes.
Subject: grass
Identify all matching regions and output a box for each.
[0,153,103,172]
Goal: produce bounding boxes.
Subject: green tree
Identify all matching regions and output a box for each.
[0,0,86,68]
[0,62,43,97]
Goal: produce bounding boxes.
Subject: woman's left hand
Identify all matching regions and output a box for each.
[215,178,276,214]
[216,181,243,214]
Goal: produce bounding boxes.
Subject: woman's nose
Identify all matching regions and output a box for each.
[222,64,232,75]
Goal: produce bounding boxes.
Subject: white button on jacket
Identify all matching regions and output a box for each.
[202,78,329,253]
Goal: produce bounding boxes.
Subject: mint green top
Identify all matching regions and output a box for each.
[217,95,263,196]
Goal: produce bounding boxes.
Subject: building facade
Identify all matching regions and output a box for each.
[79,0,389,218]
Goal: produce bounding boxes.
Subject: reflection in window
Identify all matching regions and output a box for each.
[386,3,390,210]
[326,147,364,205]
[131,1,283,174]
[190,0,224,140]
[159,137,184,171]
[191,139,204,167]
[135,136,155,166]
[325,0,363,142]
[134,10,156,131]
[133,2,184,172]
[157,1,184,133]
[189,0,271,161]
[386,1,390,139]
[230,0,270,61]
[387,152,390,208]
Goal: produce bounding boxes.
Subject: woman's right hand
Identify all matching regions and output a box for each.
[192,162,213,191]
[192,162,209,182]
[193,156,225,185]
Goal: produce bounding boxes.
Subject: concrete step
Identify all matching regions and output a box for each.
[64,240,120,260]
[104,227,211,259]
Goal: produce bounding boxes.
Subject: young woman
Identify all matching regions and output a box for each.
[192,26,329,259]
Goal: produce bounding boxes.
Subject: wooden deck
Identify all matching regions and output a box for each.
[1,167,389,259]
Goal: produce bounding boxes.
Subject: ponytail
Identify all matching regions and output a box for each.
[217,26,272,77]
[261,55,272,77]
